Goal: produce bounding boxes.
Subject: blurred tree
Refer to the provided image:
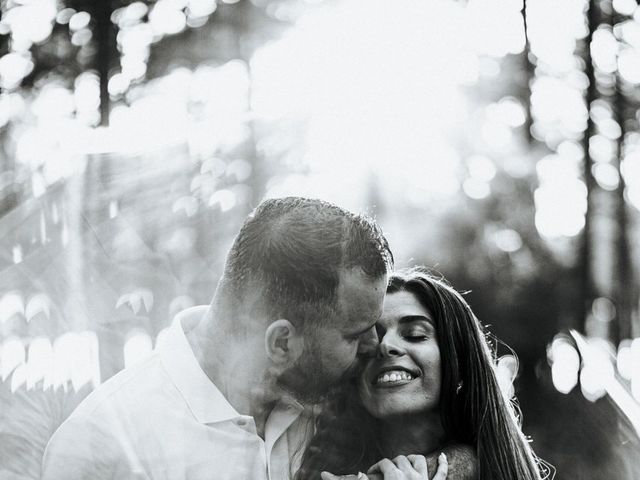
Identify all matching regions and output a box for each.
[0,0,290,124]
[0,0,300,385]
[609,4,635,343]
[520,0,534,145]
[580,0,638,343]
[581,0,598,333]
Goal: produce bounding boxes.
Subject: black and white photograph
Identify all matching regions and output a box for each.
[0,0,639,479]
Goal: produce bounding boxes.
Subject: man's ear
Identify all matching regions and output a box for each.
[265,319,304,365]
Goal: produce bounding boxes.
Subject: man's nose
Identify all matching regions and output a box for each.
[357,326,379,357]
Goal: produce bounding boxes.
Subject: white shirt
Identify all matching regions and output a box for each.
[41,307,313,480]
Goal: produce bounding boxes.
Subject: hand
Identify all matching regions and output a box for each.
[320,453,448,480]
[366,454,448,479]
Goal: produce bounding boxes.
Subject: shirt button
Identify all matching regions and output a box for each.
[236,418,247,426]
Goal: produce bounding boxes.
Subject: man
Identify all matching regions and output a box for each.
[42,197,477,480]
[41,197,392,479]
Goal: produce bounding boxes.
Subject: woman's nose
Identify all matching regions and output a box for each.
[378,334,404,358]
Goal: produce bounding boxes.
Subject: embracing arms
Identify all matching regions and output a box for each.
[320,444,478,480]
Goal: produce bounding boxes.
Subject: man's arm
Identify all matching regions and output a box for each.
[425,444,478,480]
[321,444,478,480]
[41,414,121,480]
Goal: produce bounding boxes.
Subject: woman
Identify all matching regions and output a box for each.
[296,268,547,480]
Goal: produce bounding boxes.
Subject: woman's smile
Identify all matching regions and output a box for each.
[370,364,422,387]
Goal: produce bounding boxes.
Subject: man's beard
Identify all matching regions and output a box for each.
[275,340,359,405]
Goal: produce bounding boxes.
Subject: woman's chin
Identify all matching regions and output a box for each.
[363,398,433,420]
[359,384,439,417]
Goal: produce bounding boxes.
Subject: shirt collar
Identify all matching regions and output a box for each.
[264,400,305,461]
[158,306,241,425]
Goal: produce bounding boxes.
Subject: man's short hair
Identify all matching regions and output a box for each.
[217,197,393,330]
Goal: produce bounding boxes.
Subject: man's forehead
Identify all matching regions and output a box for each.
[337,267,387,295]
[336,267,387,325]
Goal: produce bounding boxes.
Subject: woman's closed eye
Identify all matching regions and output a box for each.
[402,328,430,341]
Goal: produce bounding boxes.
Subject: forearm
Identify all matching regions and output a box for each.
[425,444,478,480]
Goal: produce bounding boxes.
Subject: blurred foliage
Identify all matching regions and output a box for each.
[0,369,93,480]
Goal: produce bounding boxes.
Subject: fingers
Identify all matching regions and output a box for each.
[367,458,400,479]
[321,472,369,480]
[407,455,428,477]
[432,453,448,480]
[401,455,429,479]
[367,456,426,479]
[394,455,414,473]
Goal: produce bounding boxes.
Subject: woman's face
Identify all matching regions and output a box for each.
[358,290,442,419]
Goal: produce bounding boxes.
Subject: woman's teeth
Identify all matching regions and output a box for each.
[375,370,414,384]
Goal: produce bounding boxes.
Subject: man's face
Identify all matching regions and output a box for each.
[279,268,387,403]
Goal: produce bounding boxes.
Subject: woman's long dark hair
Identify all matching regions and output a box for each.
[295,268,547,480]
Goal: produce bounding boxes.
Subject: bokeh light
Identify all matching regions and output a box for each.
[549,336,581,394]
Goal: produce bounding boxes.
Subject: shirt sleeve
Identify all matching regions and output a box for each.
[41,412,129,480]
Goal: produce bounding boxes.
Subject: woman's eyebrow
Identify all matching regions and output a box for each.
[398,315,434,326]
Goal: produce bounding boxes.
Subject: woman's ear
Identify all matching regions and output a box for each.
[265,319,304,365]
